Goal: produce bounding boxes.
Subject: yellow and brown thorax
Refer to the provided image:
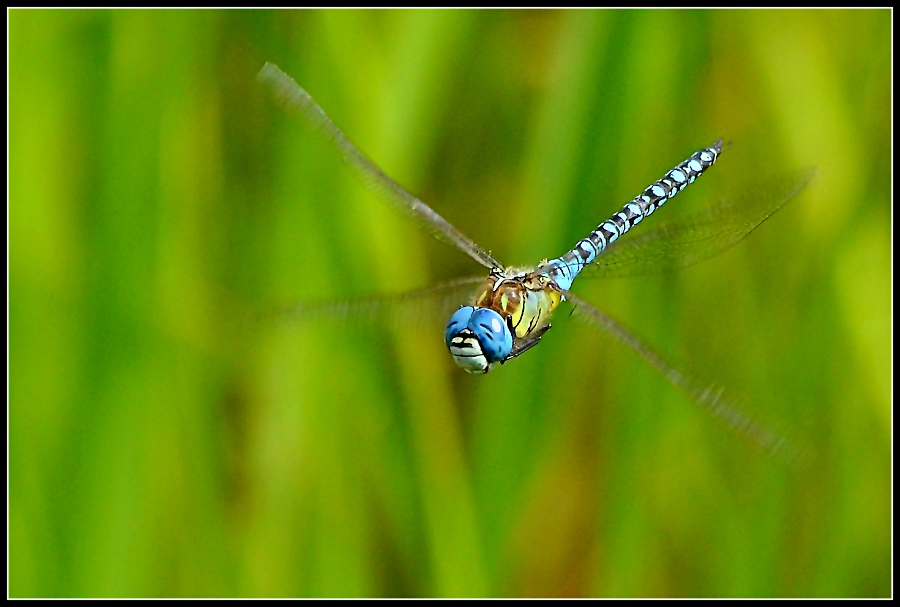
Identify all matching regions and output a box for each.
[474,269,563,341]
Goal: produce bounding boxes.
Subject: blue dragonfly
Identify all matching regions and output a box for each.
[258,63,813,461]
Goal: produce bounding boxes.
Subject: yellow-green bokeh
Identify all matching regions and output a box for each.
[10,9,890,597]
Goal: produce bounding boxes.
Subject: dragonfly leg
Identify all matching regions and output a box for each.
[503,324,552,363]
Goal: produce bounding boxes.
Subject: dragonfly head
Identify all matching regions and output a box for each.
[445,306,513,374]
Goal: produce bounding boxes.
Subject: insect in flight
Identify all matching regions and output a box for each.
[258,62,813,461]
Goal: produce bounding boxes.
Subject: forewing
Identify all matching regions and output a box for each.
[258,63,503,271]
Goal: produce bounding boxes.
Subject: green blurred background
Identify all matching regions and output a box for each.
[9,9,890,598]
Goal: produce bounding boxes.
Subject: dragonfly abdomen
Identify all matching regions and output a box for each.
[547,140,723,291]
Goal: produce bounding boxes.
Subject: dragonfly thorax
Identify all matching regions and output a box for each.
[475,270,562,340]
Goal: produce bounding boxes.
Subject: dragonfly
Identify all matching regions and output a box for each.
[258,62,814,461]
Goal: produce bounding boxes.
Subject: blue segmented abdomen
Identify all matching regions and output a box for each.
[547,140,724,291]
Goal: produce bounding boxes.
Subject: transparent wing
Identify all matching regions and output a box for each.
[261,275,486,333]
[258,63,503,271]
[562,289,807,465]
[548,168,815,279]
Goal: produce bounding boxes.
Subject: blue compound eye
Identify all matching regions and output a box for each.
[468,308,513,363]
[445,306,475,348]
